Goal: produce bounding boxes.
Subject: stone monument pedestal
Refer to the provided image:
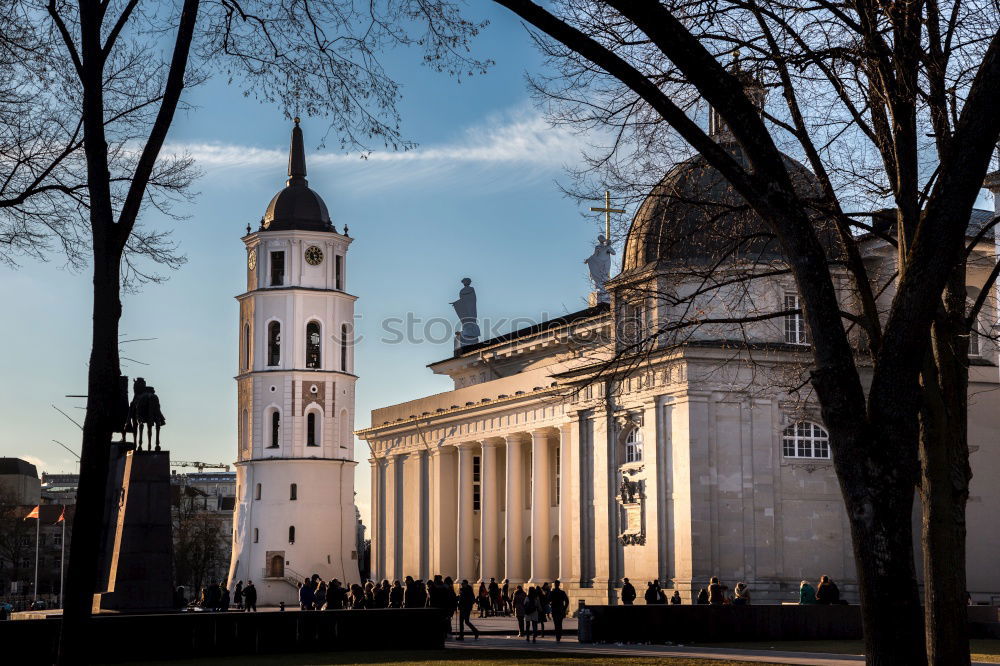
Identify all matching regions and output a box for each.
[93,448,174,612]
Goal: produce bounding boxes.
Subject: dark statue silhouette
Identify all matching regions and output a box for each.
[126,377,166,451]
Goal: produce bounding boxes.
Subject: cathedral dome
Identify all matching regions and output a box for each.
[620,141,834,274]
[262,119,334,232]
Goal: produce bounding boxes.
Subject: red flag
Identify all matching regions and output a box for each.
[57,507,65,523]
[24,506,39,520]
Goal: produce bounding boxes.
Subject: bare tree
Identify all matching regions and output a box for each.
[490,1,1000,665]
[0,1,488,661]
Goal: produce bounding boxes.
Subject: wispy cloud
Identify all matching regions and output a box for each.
[164,107,586,174]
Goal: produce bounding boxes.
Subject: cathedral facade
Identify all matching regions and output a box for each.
[227,120,359,605]
[358,141,1000,605]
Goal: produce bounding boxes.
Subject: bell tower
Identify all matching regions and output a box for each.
[228,119,359,605]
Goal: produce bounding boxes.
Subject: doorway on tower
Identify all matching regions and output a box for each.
[265,551,286,579]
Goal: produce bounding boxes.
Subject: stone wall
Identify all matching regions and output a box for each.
[4,609,446,664]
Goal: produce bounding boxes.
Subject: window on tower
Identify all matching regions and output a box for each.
[341,324,349,371]
[255,483,261,500]
[307,412,318,447]
[243,323,251,370]
[268,321,281,366]
[288,526,295,544]
[335,255,343,290]
[253,528,259,543]
[306,321,321,369]
[270,411,280,448]
[270,251,285,286]
[290,483,297,500]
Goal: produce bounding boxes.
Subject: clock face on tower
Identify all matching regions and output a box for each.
[305,245,324,266]
[247,248,257,270]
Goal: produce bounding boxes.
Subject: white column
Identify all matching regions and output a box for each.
[430,446,458,577]
[456,442,477,582]
[504,433,526,582]
[369,458,382,580]
[530,428,552,582]
[385,454,400,581]
[479,439,501,582]
[558,420,576,582]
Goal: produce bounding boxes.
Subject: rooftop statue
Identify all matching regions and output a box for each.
[585,234,615,302]
[451,277,481,349]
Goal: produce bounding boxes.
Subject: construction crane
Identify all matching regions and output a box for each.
[170,460,231,472]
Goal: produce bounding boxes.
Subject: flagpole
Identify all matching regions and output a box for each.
[33,512,39,604]
[60,509,66,609]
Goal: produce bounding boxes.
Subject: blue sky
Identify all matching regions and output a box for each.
[0,6,613,526]
[1,4,994,528]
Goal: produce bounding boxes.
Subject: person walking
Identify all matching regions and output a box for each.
[549,580,569,643]
[523,587,542,642]
[374,580,389,608]
[233,580,244,610]
[456,580,480,641]
[501,579,511,616]
[513,584,527,637]
[243,581,257,612]
[621,577,637,605]
[654,581,666,604]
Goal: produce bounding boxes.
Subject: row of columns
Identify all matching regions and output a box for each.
[373,422,577,585]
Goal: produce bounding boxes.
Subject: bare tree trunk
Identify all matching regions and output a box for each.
[919,277,972,666]
[59,250,122,664]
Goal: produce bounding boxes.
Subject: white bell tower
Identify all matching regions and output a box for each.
[227,119,358,605]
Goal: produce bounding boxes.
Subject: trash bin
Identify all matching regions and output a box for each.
[577,606,593,643]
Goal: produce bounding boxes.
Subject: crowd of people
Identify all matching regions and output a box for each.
[620,575,844,606]
[289,574,571,642]
[173,580,257,611]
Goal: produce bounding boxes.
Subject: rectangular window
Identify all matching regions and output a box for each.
[553,446,561,507]
[270,251,285,286]
[784,293,808,344]
[969,324,980,357]
[335,255,343,290]
[253,528,259,543]
[473,454,481,510]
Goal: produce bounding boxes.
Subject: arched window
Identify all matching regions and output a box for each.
[269,410,281,448]
[288,526,295,544]
[341,324,349,371]
[241,409,249,452]
[254,483,261,500]
[625,428,643,463]
[267,321,281,366]
[307,412,318,447]
[306,321,321,368]
[782,421,831,459]
[290,483,297,500]
[243,323,251,370]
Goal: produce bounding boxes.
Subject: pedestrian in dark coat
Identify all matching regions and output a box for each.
[456,580,480,640]
[621,578,637,605]
[373,580,389,608]
[299,580,315,610]
[512,585,527,636]
[233,580,244,610]
[644,581,658,604]
[549,580,570,642]
[388,580,404,608]
[816,576,840,604]
[708,577,728,605]
[243,581,257,612]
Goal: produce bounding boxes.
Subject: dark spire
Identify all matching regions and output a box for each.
[287,117,307,186]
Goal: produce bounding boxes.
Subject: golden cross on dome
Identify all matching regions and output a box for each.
[590,190,625,240]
